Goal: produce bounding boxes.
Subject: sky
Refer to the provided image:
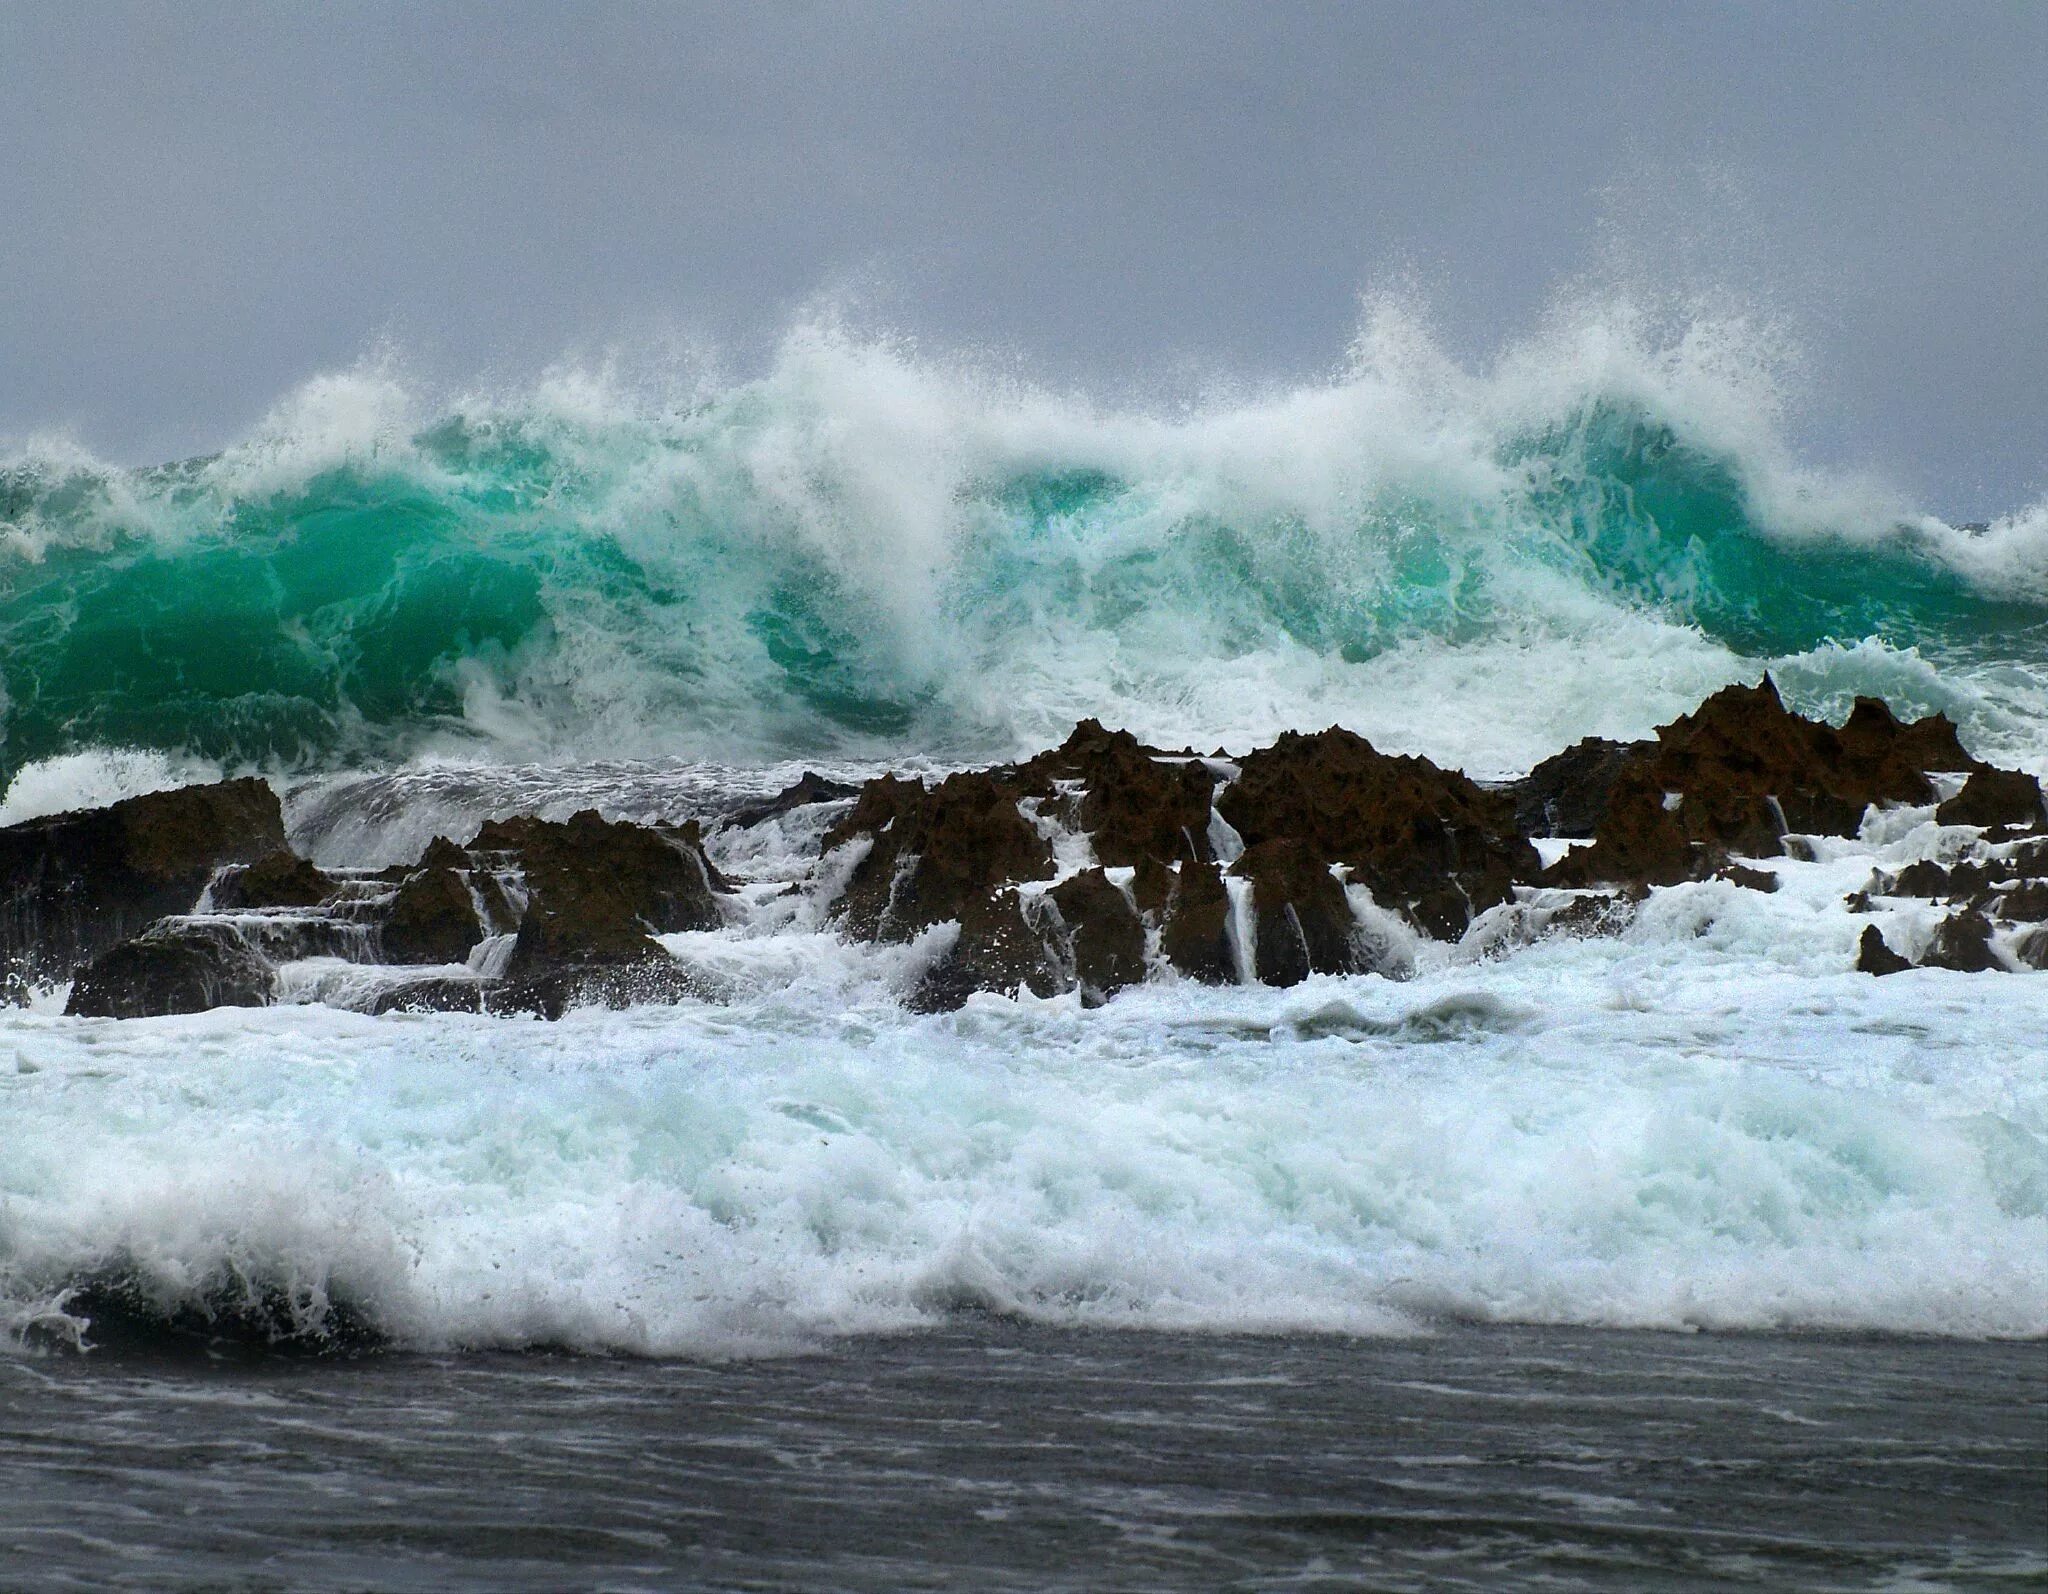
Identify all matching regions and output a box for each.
[1,0,2042,517]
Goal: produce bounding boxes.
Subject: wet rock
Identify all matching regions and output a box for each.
[1217,727,1538,940]
[1228,839,1369,987]
[1,779,285,990]
[1128,855,1175,920]
[907,889,1064,1013]
[380,851,484,966]
[2014,927,2048,971]
[1559,680,1984,890]
[826,772,1055,940]
[1922,909,2001,973]
[211,851,336,910]
[1996,881,2048,923]
[1937,768,2046,830]
[1015,720,1217,866]
[66,920,275,1018]
[1510,737,1641,838]
[1716,864,1780,893]
[1159,861,1237,984]
[1856,925,1913,976]
[1049,868,1146,1004]
[369,977,490,1015]
[725,772,861,829]
[489,959,708,1019]
[1545,893,1638,939]
[471,810,726,979]
[1889,860,1952,898]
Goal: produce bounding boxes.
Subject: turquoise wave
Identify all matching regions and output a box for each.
[3,366,2043,784]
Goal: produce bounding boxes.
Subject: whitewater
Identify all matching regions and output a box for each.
[3,302,2046,1358]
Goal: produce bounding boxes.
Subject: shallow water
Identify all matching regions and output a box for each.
[2,1324,2042,1592]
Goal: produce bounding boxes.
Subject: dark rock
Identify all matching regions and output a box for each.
[1049,868,1146,1004]
[1997,881,2048,923]
[471,810,725,980]
[1716,864,1780,893]
[1511,737,1641,838]
[1890,860,1952,898]
[1,779,285,991]
[1228,839,1369,987]
[1559,680,1984,890]
[1922,909,2001,973]
[908,890,1064,1013]
[725,772,861,829]
[826,773,1055,940]
[211,850,336,910]
[380,858,484,966]
[489,959,708,1019]
[1015,721,1217,866]
[1129,855,1175,920]
[66,920,275,1018]
[1545,893,1638,939]
[2014,927,2048,971]
[1856,925,1913,976]
[1937,768,2046,829]
[1217,727,1538,939]
[1159,861,1237,984]
[370,977,490,1016]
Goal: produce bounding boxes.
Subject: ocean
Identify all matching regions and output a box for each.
[2,306,2044,1586]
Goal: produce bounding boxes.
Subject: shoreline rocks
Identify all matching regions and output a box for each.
[7,676,2045,1019]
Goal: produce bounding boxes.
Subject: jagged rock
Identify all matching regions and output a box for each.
[1937,768,2046,829]
[1856,925,1913,976]
[1511,737,1641,838]
[66,921,275,1017]
[1159,861,1237,984]
[1997,881,2048,923]
[1129,855,1175,920]
[369,977,490,1016]
[1,779,285,991]
[380,847,484,966]
[489,960,708,1020]
[1049,868,1146,1004]
[1228,839,1370,987]
[725,772,861,829]
[212,850,336,910]
[1015,720,1217,866]
[2015,927,2048,971]
[1545,893,1638,939]
[1216,727,1538,939]
[1716,864,1780,893]
[1922,909,2001,973]
[471,810,725,979]
[907,889,1064,1013]
[1889,860,1952,898]
[826,772,1055,940]
[1558,680,1983,889]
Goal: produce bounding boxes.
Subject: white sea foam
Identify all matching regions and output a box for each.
[0,748,229,826]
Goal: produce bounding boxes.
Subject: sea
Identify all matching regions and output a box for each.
[2,305,2044,1588]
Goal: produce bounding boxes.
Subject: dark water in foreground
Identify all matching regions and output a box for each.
[2,1324,2043,1592]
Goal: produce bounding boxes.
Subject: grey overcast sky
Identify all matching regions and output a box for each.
[1,1,2042,516]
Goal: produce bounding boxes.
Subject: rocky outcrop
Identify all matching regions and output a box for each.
[1048,868,1147,1005]
[1159,861,1237,985]
[1937,768,2046,830]
[1856,925,1913,976]
[1217,728,1538,939]
[1511,737,1640,839]
[1227,840,1373,987]
[725,772,861,829]
[66,920,276,1018]
[908,889,1063,1013]
[211,850,336,911]
[1013,720,1218,867]
[825,772,1056,940]
[380,839,485,965]
[2,779,285,992]
[1554,681,1980,888]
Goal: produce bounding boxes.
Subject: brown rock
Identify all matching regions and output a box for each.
[1015,721,1217,866]
[1937,768,2046,829]
[1889,860,1952,898]
[2014,927,2048,971]
[825,772,1055,940]
[1922,909,2001,973]
[381,852,484,966]
[1997,881,2048,923]
[1716,864,1780,893]
[471,810,725,979]
[908,889,1064,1013]
[725,772,861,829]
[1159,861,1237,984]
[1,778,285,991]
[1049,868,1146,1004]
[66,920,275,1017]
[212,850,336,910]
[1856,925,1913,976]
[1217,727,1538,939]
[1511,737,1641,838]
[1228,839,1371,987]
